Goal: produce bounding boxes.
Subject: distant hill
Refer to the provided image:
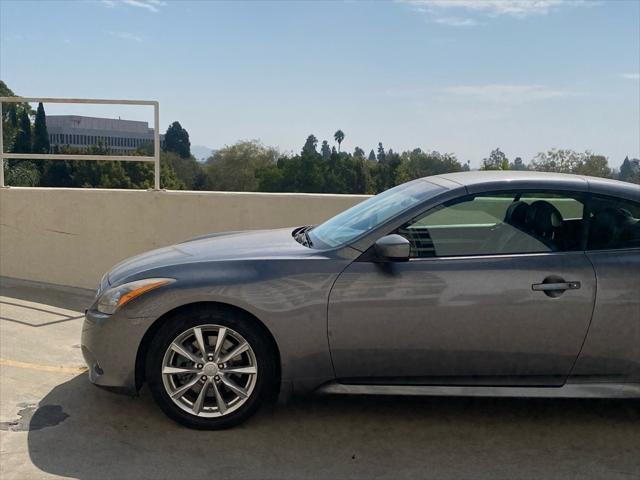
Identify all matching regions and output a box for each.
[191,145,215,161]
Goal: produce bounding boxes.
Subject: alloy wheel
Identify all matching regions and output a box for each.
[161,324,258,417]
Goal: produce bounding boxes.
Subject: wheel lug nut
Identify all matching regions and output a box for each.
[201,376,207,381]
[214,375,220,381]
[197,364,203,369]
[218,364,224,369]
[208,355,214,361]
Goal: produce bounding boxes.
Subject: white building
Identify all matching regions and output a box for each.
[47,115,164,152]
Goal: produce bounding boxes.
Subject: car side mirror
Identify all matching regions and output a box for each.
[374,234,410,262]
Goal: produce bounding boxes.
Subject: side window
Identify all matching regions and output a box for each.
[588,195,640,250]
[398,192,585,258]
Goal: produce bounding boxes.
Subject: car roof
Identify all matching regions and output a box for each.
[430,171,640,201]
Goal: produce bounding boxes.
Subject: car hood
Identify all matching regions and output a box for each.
[107,227,310,286]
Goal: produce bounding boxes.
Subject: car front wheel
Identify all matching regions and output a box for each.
[146,308,276,429]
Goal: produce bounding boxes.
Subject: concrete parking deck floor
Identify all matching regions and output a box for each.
[0,277,639,480]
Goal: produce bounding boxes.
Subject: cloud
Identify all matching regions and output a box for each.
[443,84,577,104]
[402,0,595,24]
[434,16,478,27]
[109,31,143,42]
[102,0,166,13]
[123,0,165,12]
[620,73,640,80]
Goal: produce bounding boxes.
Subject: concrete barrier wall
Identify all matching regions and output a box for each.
[0,188,368,289]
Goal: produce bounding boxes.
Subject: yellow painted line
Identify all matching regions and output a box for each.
[0,358,87,374]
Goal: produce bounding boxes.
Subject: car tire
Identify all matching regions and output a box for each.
[146,307,277,430]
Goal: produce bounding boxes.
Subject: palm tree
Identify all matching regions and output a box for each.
[334,130,345,153]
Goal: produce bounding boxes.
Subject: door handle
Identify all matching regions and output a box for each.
[532,281,581,292]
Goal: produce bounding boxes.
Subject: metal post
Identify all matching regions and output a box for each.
[0,97,159,189]
[153,102,160,190]
[0,98,4,187]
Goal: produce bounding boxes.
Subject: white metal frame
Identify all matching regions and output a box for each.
[0,97,160,189]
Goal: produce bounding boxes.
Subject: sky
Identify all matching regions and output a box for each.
[1,0,639,167]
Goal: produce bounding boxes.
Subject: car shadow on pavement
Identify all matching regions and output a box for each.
[26,373,640,480]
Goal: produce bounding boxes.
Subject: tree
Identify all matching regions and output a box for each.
[574,154,612,178]
[368,149,376,162]
[297,138,324,192]
[160,159,185,189]
[163,121,191,158]
[206,140,278,191]
[5,161,40,186]
[353,146,365,159]
[481,148,509,170]
[32,102,50,154]
[162,151,205,189]
[530,149,583,173]
[11,109,32,153]
[334,129,345,152]
[321,140,331,160]
[510,157,527,171]
[376,142,386,162]
[1,80,32,149]
[302,134,318,155]
[352,156,373,193]
[396,149,463,184]
[619,157,640,184]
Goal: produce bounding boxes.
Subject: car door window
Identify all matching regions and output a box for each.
[397,192,585,258]
[588,195,640,250]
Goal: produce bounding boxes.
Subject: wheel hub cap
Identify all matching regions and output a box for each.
[203,363,218,376]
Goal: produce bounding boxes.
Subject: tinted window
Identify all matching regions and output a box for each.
[588,195,640,250]
[399,192,585,258]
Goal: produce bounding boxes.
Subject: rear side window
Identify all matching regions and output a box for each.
[587,195,640,250]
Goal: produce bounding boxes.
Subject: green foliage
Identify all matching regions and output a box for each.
[32,102,50,154]
[160,158,185,189]
[5,160,40,186]
[531,149,584,173]
[574,154,612,178]
[302,134,318,155]
[1,81,634,190]
[163,151,205,190]
[334,129,345,152]
[11,109,32,153]
[530,149,617,180]
[510,157,528,171]
[1,80,33,149]
[255,139,463,194]
[619,157,640,184]
[163,121,191,158]
[481,148,509,170]
[205,140,278,191]
[321,140,331,161]
[376,142,386,162]
[396,149,463,184]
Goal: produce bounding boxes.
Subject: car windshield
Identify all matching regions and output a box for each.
[307,179,444,248]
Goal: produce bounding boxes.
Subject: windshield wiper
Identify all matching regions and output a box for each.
[304,229,313,247]
[293,225,314,247]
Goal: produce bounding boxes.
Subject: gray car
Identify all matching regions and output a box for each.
[82,171,640,429]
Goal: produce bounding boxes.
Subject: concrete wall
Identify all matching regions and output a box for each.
[0,188,368,289]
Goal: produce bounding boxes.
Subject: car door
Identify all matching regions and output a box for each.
[571,193,640,383]
[328,190,597,386]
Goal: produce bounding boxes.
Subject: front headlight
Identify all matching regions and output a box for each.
[96,278,174,315]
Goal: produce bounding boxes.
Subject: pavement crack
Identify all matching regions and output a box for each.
[44,229,79,236]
